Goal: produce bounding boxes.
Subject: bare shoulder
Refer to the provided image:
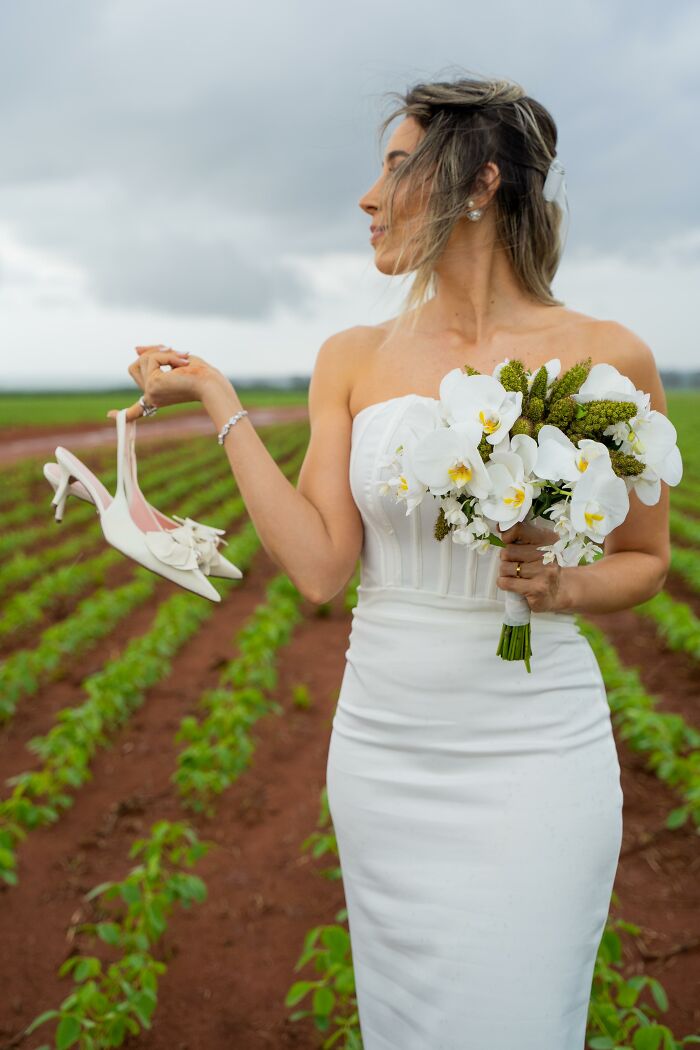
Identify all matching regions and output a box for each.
[308,324,384,422]
[585,317,667,413]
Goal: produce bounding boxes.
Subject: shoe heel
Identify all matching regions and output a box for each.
[49,462,72,522]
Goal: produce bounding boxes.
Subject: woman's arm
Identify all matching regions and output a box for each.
[499,323,673,616]
[556,325,672,614]
[199,330,364,604]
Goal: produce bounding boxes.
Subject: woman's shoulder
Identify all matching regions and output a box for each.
[568,311,665,411]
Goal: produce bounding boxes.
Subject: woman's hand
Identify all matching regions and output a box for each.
[497,519,569,613]
[107,344,226,422]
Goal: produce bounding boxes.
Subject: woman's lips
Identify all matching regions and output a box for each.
[370,227,386,244]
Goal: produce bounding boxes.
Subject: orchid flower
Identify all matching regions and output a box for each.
[407,423,492,500]
[438,369,523,446]
[607,409,683,506]
[479,434,539,528]
[535,424,612,485]
[569,456,629,542]
[571,362,650,414]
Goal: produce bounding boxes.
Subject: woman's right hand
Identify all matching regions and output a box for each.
[107,344,226,421]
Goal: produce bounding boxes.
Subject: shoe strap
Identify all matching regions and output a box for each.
[114,409,130,501]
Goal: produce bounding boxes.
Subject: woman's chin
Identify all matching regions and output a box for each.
[373,251,413,277]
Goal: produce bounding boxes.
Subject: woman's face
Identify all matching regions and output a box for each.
[358,116,428,276]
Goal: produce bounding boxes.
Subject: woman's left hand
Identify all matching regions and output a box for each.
[497,519,567,613]
[107,344,225,422]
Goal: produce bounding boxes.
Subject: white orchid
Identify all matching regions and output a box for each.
[480,434,539,528]
[378,451,430,515]
[407,422,493,500]
[438,369,523,446]
[440,494,471,527]
[569,456,629,542]
[572,362,650,414]
[452,513,492,554]
[376,400,446,514]
[535,425,612,485]
[609,409,682,506]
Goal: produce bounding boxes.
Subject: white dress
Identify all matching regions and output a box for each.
[325,394,624,1050]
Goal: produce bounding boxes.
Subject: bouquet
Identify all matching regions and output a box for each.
[379,356,683,672]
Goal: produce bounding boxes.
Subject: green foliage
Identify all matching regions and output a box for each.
[286,790,360,1048]
[291,683,313,709]
[578,617,700,831]
[635,591,700,662]
[0,389,308,426]
[0,439,308,886]
[173,573,305,814]
[23,821,211,1049]
[586,908,700,1048]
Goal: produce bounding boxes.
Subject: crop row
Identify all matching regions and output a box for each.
[635,591,700,663]
[0,437,220,559]
[0,421,302,569]
[0,420,306,560]
[18,564,314,1045]
[0,447,307,886]
[284,787,700,1050]
[0,427,306,638]
[174,573,305,813]
[0,427,305,693]
[577,618,700,831]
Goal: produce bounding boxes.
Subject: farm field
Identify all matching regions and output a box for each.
[0,390,698,1049]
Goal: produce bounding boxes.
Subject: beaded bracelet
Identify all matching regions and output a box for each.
[217,409,249,446]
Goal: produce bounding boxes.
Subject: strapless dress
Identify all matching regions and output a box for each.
[325,393,624,1049]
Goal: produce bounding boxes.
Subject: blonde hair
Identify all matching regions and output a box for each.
[374,72,566,329]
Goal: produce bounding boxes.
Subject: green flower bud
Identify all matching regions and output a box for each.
[511,416,533,437]
[526,396,544,422]
[574,399,637,434]
[545,395,576,428]
[609,449,645,478]
[478,436,492,463]
[529,365,549,401]
[547,357,593,404]
[498,359,528,396]
[434,505,450,541]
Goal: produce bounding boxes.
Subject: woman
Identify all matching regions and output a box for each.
[117,75,670,1049]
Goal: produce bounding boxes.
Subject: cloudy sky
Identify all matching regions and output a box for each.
[1,0,699,391]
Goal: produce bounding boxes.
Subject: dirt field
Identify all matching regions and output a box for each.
[0,422,698,1048]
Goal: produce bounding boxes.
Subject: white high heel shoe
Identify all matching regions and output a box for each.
[42,408,243,602]
[43,412,243,582]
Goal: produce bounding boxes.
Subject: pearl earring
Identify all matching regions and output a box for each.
[466,197,482,222]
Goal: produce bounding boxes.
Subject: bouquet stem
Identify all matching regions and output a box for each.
[496,622,532,672]
[497,592,533,672]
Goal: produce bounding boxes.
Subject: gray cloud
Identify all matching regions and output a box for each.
[0,0,698,320]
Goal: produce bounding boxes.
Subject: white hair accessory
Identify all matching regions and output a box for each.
[542,157,569,259]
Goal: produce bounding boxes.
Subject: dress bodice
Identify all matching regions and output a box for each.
[350,393,506,602]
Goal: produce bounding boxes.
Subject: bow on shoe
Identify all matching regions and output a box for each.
[143,515,228,576]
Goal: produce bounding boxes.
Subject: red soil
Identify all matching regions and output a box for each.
[0,405,310,467]
[0,454,698,1046]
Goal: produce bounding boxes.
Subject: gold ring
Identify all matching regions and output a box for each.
[515,561,522,577]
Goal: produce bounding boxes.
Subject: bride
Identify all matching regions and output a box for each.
[115,74,671,1049]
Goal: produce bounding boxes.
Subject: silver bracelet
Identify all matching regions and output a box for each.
[217,409,249,445]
